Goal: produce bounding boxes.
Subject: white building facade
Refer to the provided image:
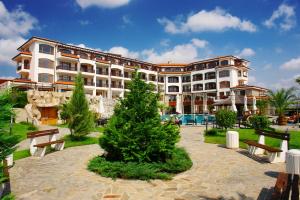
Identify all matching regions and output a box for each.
[12,37,250,114]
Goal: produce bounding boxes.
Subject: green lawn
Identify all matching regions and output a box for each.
[204,128,300,149]
[11,122,37,142]
[57,123,104,133]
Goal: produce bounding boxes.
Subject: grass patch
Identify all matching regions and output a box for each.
[88,147,192,180]
[204,128,300,149]
[9,122,38,142]
[63,135,99,148]
[57,124,104,133]
[13,149,30,160]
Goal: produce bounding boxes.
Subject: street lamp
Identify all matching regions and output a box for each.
[204,111,208,133]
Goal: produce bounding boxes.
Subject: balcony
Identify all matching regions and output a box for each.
[96,70,108,75]
[193,87,203,91]
[57,66,77,71]
[111,72,123,77]
[182,78,191,83]
[81,69,95,74]
[124,74,132,79]
[60,52,79,59]
[84,82,95,86]
[96,83,108,87]
[111,84,123,89]
[95,58,110,64]
[183,88,191,92]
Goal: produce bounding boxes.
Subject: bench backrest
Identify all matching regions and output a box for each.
[255,129,290,141]
[27,129,59,138]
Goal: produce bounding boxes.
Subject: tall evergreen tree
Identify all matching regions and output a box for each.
[65,73,94,139]
[100,72,180,162]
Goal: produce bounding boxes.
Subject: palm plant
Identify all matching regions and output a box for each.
[268,87,296,125]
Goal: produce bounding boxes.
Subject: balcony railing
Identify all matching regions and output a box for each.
[81,69,95,73]
[205,75,216,80]
[84,82,95,86]
[111,85,123,89]
[111,73,123,77]
[96,83,108,87]
[61,53,79,59]
[158,79,164,83]
[57,79,74,83]
[57,66,77,71]
[96,70,108,75]
[183,88,191,92]
[193,87,203,91]
[182,79,191,83]
[193,77,203,81]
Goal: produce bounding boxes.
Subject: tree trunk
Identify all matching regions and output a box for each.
[1,159,11,198]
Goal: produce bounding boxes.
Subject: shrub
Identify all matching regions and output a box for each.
[249,115,271,130]
[215,110,237,130]
[100,72,180,162]
[63,73,94,140]
[11,90,28,108]
[88,147,192,180]
[19,121,37,131]
[205,128,218,136]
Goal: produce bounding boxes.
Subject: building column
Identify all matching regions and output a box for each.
[108,61,112,99]
[203,93,208,113]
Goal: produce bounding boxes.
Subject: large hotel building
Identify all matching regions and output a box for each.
[7,37,267,114]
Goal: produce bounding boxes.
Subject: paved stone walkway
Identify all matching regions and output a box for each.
[10,127,284,200]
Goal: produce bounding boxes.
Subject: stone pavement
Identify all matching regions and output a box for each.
[10,126,284,200]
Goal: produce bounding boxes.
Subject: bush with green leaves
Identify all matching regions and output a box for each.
[215,109,237,130]
[249,115,271,130]
[100,72,180,163]
[205,128,218,136]
[88,147,192,180]
[61,73,95,140]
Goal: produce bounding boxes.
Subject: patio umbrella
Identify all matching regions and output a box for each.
[230,91,237,112]
[176,94,182,114]
[243,95,248,112]
[253,96,257,113]
[98,95,105,115]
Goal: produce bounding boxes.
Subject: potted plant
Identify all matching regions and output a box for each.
[268,87,296,125]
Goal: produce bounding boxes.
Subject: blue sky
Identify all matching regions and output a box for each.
[0,0,300,89]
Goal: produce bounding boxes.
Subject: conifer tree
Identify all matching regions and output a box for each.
[66,73,94,140]
[100,72,180,162]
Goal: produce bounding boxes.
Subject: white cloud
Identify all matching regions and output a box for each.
[0,1,38,39]
[0,2,38,67]
[142,38,208,63]
[263,3,296,31]
[0,76,15,79]
[108,46,139,59]
[158,7,257,34]
[280,57,300,70]
[75,0,130,9]
[160,39,171,47]
[237,48,255,58]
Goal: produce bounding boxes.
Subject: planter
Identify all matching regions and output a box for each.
[278,116,288,125]
[0,182,11,199]
[5,154,13,167]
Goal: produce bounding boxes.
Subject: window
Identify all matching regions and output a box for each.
[38,73,53,83]
[39,58,54,69]
[219,70,230,78]
[219,81,230,89]
[205,82,216,90]
[238,71,242,77]
[238,80,245,85]
[182,76,191,82]
[183,85,191,92]
[168,86,179,92]
[39,44,54,54]
[243,71,248,77]
[193,84,203,91]
[193,74,203,81]
[168,77,179,83]
[59,75,72,81]
[205,72,216,80]
[80,52,89,59]
[169,95,176,101]
[220,60,229,66]
[60,49,72,54]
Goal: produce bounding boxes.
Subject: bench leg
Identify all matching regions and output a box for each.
[268,152,283,163]
[34,147,46,157]
[49,134,58,148]
[55,142,65,151]
[279,140,288,162]
[29,138,37,156]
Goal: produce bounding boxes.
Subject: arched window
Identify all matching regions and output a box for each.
[80,52,89,59]
[38,58,54,69]
[168,86,179,92]
[39,44,54,54]
[219,81,230,89]
[60,49,72,54]
[38,73,53,83]
[205,72,216,80]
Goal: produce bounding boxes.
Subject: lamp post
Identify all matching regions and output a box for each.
[204,111,208,133]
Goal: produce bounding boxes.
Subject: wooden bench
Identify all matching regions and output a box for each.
[244,130,290,163]
[270,172,299,200]
[27,129,65,157]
